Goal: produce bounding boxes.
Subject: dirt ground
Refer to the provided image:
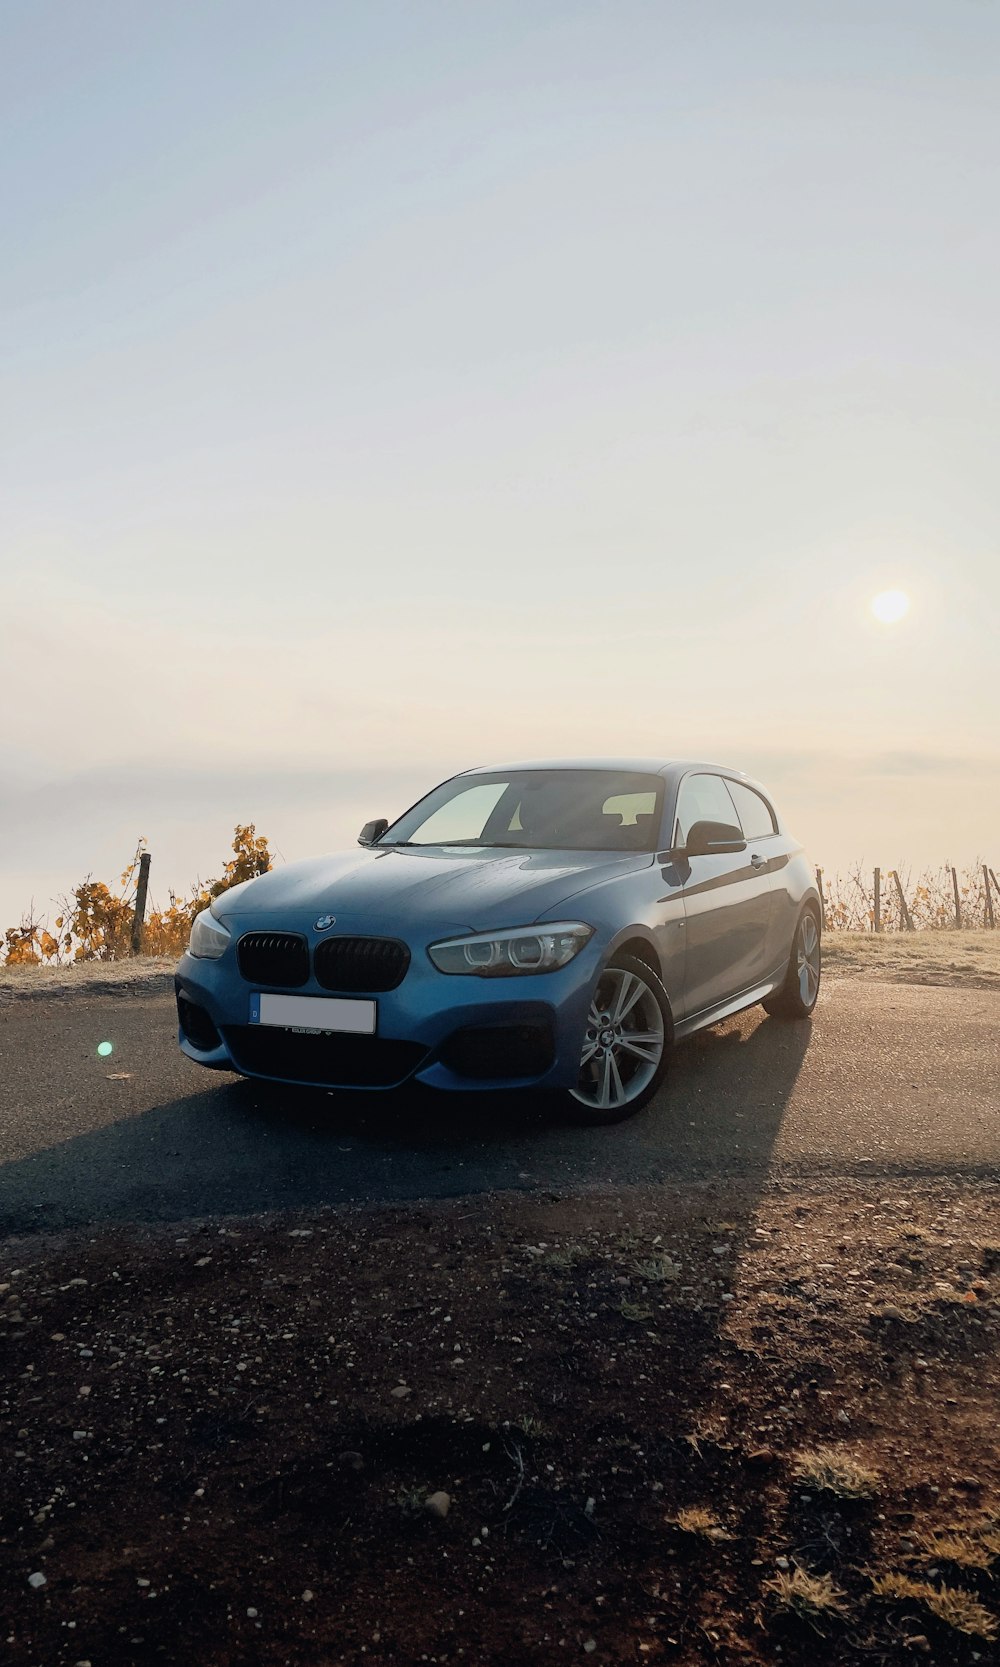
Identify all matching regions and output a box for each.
[3,1179,999,1667]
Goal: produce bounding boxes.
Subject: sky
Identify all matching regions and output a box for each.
[3,0,999,931]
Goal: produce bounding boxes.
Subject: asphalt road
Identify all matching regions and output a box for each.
[0,978,997,1235]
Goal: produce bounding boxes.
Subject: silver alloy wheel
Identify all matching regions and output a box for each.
[797,912,821,1005]
[569,965,666,1113]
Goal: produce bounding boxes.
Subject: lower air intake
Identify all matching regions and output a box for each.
[223,1026,427,1089]
[440,1023,555,1080]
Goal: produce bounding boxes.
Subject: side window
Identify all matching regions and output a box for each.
[673,774,742,846]
[726,780,777,840]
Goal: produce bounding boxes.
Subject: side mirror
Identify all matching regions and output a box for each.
[683,819,747,858]
[358,818,389,848]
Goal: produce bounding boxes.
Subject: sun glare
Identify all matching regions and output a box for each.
[870,589,911,625]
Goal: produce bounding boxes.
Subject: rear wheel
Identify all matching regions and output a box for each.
[762,906,821,1018]
[565,953,673,1125]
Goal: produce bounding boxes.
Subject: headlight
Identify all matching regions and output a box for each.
[188,909,231,960]
[428,921,594,977]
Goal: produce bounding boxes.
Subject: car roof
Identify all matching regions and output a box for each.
[459,758,757,781]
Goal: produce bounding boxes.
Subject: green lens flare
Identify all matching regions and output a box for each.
[97,1041,114,1058]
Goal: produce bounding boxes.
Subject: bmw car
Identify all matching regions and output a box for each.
[175,760,821,1123]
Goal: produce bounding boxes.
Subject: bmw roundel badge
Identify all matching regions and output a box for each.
[314,915,337,931]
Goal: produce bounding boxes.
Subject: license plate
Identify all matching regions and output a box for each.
[249,993,376,1035]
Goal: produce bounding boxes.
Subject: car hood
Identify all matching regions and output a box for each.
[214,846,653,934]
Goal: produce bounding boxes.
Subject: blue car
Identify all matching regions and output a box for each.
[175,759,821,1123]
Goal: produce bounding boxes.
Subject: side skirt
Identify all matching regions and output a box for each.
[674,979,782,1041]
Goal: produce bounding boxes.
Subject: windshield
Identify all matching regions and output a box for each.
[380,770,665,853]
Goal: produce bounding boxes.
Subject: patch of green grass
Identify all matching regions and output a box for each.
[539,1242,591,1270]
[618,1298,654,1322]
[792,1446,879,1500]
[632,1251,682,1283]
[513,1415,550,1439]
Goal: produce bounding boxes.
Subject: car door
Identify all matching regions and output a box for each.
[672,772,775,1018]
[724,777,789,979]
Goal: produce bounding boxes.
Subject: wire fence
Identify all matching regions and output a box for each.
[4,850,999,965]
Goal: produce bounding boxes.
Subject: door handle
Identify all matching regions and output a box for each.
[750,853,766,868]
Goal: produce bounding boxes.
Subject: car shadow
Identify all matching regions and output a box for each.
[0,1007,812,1236]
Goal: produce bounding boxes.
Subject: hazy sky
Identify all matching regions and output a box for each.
[3,1,998,928]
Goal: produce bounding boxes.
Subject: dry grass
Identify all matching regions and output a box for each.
[823,929,1000,988]
[0,955,175,1001]
[766,1568,849,1627]
[672,1506,733,1542]
[870,1573,998,1641]
[792,1446,880,1500]
[918,1529,994,1571]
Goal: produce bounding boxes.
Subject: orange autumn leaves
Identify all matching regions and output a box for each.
[2,825,273,964]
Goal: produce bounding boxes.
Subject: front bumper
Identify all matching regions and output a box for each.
[174,929,602,1093]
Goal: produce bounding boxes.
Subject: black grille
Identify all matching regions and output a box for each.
[223,1026,426,1089]
[237,932,309,988]
[314,936,410,993]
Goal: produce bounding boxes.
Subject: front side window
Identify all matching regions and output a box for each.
[726,779,777,840]
[381,770,665,853]
[673,774,741,847]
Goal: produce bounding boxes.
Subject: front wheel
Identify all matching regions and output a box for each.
[762,906,821,1019]
[564,953,673,1125]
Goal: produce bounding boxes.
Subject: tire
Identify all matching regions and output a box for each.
[564,952,673,1125]
[762,906,821,1019]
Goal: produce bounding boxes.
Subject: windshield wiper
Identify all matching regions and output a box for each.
[438,840,530,849]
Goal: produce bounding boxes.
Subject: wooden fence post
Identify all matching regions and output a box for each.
[891,870,914,931]
[989,869,1000,925]
[130,852,151,955]
[951,866,962,929]
[873,867,881,933]
[815,868,826,929]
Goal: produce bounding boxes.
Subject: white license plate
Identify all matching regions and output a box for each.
[249,993,376,1035]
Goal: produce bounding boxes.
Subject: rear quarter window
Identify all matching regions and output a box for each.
[726,780,777,840]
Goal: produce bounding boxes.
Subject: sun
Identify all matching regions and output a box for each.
[870,589,911,625]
